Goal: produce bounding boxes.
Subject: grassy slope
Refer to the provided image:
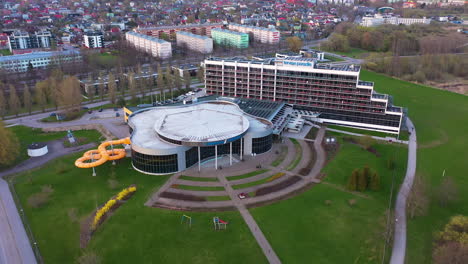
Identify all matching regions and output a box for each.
[361,70,468,263]
[251,138,407,263]
[13,156,266,263]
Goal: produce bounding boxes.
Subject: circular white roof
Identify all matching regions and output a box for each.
[154,105,249,144]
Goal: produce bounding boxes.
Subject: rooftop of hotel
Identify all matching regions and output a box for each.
[137,23,223,30]
[229,23,280,32]
[211,28,249,36]
[176,31,211,40]
[126,31,170,44]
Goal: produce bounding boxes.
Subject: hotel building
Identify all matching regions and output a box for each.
[176,31,213,54]
[228,24,280,44]
[125,31,172,59]
[136,23,223,40]
[211,28,249,49]
[8,30,53,52]
[204,57,404,134]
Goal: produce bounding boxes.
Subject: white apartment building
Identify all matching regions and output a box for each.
[83,32,103,48]
[125,31,172,59]
[176,31,213,54]
[0,50,82,72]
[228,24,280,44]
[361,14,431,27]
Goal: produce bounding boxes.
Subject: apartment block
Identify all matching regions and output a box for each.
[8,30,53,52]
[211,28,249,49]
[125,31,172,59]
[204,57,404,134]
[0,50,82,72]
[361,15,431,27]
[137,23,223,40]
[84,31,104,48]
[228,24,280,44]
[176,31,213,54]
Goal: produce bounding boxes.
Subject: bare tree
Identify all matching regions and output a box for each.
[0,120,19,166]
[57,76,82,112]
[437,176,459,207]
[0,84,6,118]
[407,173,430,219]
[108,73,117,105]
[8,85,21,116]
[156,64,164,101]
[127,72,137,104]
[165,66,173,98]
[34,81,47,112]
[183,70,191,90]
[98,72,105,101]
[23,84,32,114]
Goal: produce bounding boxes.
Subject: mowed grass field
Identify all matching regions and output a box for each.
[251,137,407,263]
[361,70,468,263]
[13,156,266,264]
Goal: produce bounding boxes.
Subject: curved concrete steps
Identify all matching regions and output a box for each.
[173,179,224,187]
[166,188,229,197]
[154,197,235,211]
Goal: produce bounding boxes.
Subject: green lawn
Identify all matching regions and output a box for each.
[286,138,302,171]
[226,169,268,181]
[0,49,12,56]
[361,70,468,263]
[271,146,288,167]
[250,137,407,263]
[3,126,103,170]
[13,156,266,263]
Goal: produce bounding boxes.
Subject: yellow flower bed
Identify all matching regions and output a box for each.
[91,186,137,231]
[266,172,286,182]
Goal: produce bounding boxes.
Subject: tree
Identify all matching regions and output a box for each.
[433,215,468,264]
[35,81,47,112]
[357,165,370,192]
[127,72,137,104]
[156,64,165,101]
[183,70,191,90]
[347,169,359,191]
[437,176,459,207]
[57,76,82,112]
[196,65,204,83]
[8,85,20,116]
[165,66,173,98]
[98,72,105,101]
[286,36,303,53]
[87,75,94,103]
[407,173,429,219]
[117,97,126,107]
[0,85,6,118]
[108,73,117,104]
[369,172,380,191]
[0,120,20,166]
[49,69,64,109]
[23,84,32,114]
[173,68,182,92]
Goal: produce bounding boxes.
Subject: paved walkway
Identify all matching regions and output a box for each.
[0,180,37,264]
[390,118,417,264]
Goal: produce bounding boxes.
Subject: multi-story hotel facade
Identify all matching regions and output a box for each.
[204,57,404,134]
[125,31,172,59]
[176,31,213,54]
[137,23,223,39]
[211,28,249,49]
[228,24,280,44]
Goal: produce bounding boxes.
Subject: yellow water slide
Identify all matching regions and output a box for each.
[75,137,131,168]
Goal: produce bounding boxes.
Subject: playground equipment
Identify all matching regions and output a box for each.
[213,217,228,230]
[181,215,192,228]
[75,137,131,168]
[67,130,76,144]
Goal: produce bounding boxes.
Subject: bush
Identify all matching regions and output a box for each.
[348,199,357,206]
[325,200,332,206]
[357,167,369,192]
[347,169,359,191]
[41,184,54,193]
[369,173,380,191]
[27,192,50,208]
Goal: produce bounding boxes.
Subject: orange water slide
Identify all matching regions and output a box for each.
[75,137,131,168]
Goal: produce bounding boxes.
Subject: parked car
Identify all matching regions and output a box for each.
[98,108,103,112]
[49,113,57,117]
[88,110,93,114]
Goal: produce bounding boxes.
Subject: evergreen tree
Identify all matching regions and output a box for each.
[23,84,32,114]
[0,120,20,166]
[370,172,380,191]
[347,169,359,191]
[8,85,20,116]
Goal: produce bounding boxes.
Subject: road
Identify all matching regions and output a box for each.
[390,118,417,264]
